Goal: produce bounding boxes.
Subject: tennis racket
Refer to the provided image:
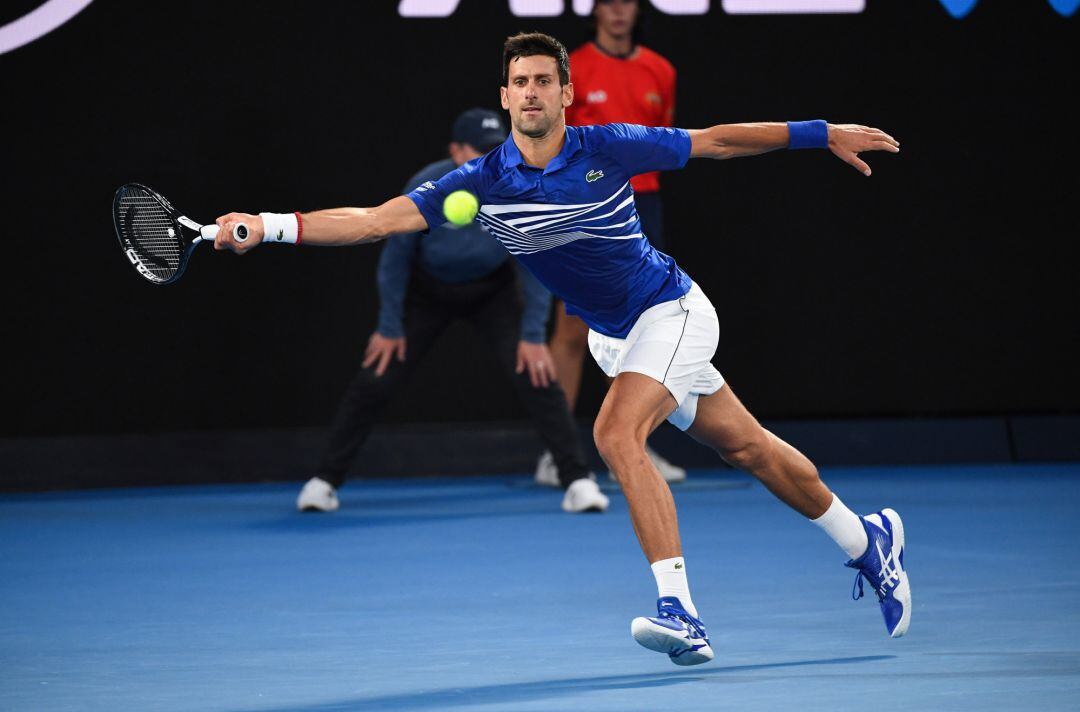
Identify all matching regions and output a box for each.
[113,183,248,285]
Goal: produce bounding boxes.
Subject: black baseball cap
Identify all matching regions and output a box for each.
[452,108,507,153]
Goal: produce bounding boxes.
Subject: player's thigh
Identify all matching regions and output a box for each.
[685,383,768,455]
[595,372,677,450]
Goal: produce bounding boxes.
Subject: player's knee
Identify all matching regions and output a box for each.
[593,416,645,466]
[720,436,769,473]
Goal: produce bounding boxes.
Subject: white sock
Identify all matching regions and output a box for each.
[651,557,698,617]
[811,494,869,559]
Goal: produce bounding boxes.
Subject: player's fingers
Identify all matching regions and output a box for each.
[214,223,230,251]
[846,152,872,176]
[872,140,900,153]
[396,341,407,362]
[869,129,899,147]
[516,352,525,375]
[362,346,379,369]
[222,221,241,252]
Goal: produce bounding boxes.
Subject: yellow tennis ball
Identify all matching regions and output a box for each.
[443,190,479,226]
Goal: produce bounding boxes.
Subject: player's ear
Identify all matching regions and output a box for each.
[562,81,574,108]
[500,86,509,110]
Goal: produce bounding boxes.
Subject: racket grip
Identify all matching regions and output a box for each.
[199,223,249,243]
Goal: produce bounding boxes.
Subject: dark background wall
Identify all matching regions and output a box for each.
[2,1,1077,442]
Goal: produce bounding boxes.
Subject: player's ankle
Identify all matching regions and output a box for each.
[811,494,869,559]
[652,556,698,617]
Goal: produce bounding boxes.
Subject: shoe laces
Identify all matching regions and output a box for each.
[849,543,901,602]
[658,607,708,641]
[851,571,876,602]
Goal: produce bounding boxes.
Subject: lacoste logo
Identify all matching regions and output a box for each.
[674,562,683,570]
[276,228,284,241]
[586,169,604,183]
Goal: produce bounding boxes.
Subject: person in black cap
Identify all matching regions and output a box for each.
[296,108,607,514]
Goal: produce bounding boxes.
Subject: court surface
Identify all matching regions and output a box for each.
[3,463,1079,711]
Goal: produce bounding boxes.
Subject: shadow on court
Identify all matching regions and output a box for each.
[232,656,894,712]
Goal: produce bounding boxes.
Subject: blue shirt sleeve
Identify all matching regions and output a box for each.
[514,262,552,344]
[404,158,484,232]
[375,231,418,338]
[598,123,692,176]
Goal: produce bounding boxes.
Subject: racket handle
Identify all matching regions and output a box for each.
[198,223,249,243]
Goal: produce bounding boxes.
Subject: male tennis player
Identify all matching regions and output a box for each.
[214,32,908,665]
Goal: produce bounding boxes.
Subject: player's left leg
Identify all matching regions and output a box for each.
[684,385,911,638]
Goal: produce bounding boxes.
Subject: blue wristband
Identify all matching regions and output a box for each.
[787,120,829,150]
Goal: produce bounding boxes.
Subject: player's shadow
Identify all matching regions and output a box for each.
[237,655,894,711]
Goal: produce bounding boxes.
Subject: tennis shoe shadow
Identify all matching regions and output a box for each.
[236,655,894,712]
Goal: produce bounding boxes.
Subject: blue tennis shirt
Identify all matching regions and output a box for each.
[406,123,693,338]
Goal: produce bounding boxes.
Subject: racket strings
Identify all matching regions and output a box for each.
[116,189,183,281]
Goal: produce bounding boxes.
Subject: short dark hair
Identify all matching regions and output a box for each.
[502,32,570,86]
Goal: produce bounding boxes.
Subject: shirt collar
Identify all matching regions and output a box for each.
[502,125,581,175]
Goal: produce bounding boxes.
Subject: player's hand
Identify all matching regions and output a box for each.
[827,124,900,177]
[516,340,557,389]
[363,332,406,377]
[213,212,264,254]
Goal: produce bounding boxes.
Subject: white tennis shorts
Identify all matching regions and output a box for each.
[588,282,725,431]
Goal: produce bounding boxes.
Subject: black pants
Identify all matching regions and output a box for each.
[315,263,590,489]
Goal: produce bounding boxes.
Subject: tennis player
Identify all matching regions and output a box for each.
[213,32,909,665]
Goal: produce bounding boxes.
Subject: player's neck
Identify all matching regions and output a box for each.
[594,32,635,59]
[512,119,567,169]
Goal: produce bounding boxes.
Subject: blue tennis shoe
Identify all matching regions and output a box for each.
[631,596,714,665]
[846,508,911,638]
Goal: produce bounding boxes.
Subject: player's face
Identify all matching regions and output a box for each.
[501,55,573,139]
[595,0,638,38]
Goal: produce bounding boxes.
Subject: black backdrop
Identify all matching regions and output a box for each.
[2,1,1077,439]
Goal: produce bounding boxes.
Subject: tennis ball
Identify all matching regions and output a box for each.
[443,190,479,227]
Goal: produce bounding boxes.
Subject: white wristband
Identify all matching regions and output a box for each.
[260,212,300,244]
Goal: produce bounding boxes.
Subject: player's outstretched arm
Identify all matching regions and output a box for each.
[688,121,899,176]
[213,196,429,254]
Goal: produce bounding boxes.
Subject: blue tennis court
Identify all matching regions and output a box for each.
[3,463,1079,711]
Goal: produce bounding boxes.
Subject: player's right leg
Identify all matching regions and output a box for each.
[685,386,911,638]
[537,301,686,486]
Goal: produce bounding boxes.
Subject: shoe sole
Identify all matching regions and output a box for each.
[561,501,608,513]
[631,618,714,665]
[882,507,911,638]
[297,498,339,513]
